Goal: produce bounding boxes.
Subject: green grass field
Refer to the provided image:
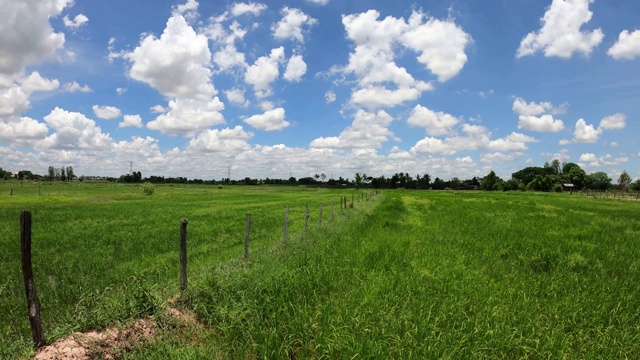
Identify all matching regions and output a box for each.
[1,182,639,358]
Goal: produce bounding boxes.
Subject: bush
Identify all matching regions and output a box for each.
[141,181,156,195]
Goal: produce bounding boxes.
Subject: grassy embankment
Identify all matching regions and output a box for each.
[2,182,639,358]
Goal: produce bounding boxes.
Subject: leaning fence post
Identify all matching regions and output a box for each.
[179,219,188,292]
[284,206,289,241]
[244,213,251,260]
[20,211,46,347]
[304,203,309,232]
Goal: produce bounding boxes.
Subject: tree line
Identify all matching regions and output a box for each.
[2,161,639,192]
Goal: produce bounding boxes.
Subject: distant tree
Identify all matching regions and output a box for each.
[60,167,66,182]
[512,166,555,186]
[354,172,363,189]
[320,173,326,183]
[0,167,10,180]
[66,166,74,182]
[48,166,55,182]
[585,171,611,190]
[432,177,446,190]
[564,165,586,189]
[288,177,297,184]
[562,162,579,175]
[631,179,640,191]
[618,170,632,191]
[17,170,34,180]
[481,171,500,191]
[314,174,320,182]
[528,174,554,192]
[550,159,561,175]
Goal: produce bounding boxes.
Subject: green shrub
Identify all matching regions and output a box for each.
[141,181,156,195]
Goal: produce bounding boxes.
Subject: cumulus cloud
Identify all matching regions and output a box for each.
[325,91,336,103]
[513,97,565,132]
[225,88,249,107]
[310,110,395,149]
[341,9,467,108]
[92,105,122,120]
[39,107,113,150]
[306,0,329,4]
[608,30,640,60]
[244,107,290,131]
[598,113,626,130]
[63,81,92,93]
[0,85,30,117]
[230,2,267,17]
[20,71,60,93]
[580,153,629,167]
[126,15,215,101]
[407,105,460,136]
[480,152,525,164]
[516,0,603,59]
[272,7,317,42]
[0,0,70,76]
[0,116,48,144]
[146,97,225,136]
[401,11,472,82]
[244,46,285,98]
[207,21,249,71]
[119,114,143,128]
[63,14,89,30]
[284,55,307,82]
[187,125,253,153]
[573,118,601,143]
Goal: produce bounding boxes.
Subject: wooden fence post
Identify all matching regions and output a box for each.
[244,213,251,260]
[179,219,188,292]
[351,194,354,207]
[10,187,13,195]
[20,211,46,347]
[284,206,289,241]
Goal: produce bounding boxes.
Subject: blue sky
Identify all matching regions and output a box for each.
[1,0,638,182]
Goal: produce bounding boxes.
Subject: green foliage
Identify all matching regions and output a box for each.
[586,171,611,190]
[618,170,631,190]
[481,170,500,191]
[141,181,156,195]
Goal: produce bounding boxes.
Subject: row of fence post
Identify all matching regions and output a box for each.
[18,190,381,348]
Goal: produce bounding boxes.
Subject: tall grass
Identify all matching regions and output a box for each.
[0,181,352,358]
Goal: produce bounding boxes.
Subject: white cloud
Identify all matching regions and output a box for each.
[126,15,215,101]
[608,30,640,60]
[325,91,336,103]
[259,101,274,111]
[92,105,122,120]
[284,55,307,82]
[310,110,395,149]
[573,118,601,143]
[63,81,92,93]
[173,0,199,21]
[341,9,465,109]
[244,107,290,131]
[410,137,456,155]
[513,97,565,132]
[401,11,472,82]
[272,7,317,43]
[150,105,167,113]
[187,126,253,153]
[579,153,597,162]
[407,105,460,136]
[0,116,48,143]
[306,0,329,5]
[244,46,285,97]
[39,107,113,150]
[516,0,603,59]
[480,152,524,163]
[488,132,538,151]
[518,114,565,132]
[147,97,225,136]
[119,114,143,128]
[20,71,59,93]
[0,85,29,117]
[231,2,267,17]
[63,14,89,30]
[114,136,162,159]
[598,113,626,130]
[116,87,127,95]
[351,85,430,109]
[0,0,70,76]
[225,88,249,107]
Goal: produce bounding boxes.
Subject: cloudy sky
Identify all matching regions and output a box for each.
[1,0,638,181]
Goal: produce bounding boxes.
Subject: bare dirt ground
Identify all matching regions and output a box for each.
[33,306,198,360]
